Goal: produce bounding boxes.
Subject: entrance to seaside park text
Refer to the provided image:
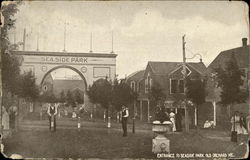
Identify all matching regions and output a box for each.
[12,50,117,105]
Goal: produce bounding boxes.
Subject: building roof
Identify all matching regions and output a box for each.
[53,80,85,96]
[126,70,145,81]
[148,61,207,76]
[208,44,249,70]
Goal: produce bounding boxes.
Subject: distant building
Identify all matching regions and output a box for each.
[206,38,250,121]
[53,79,85,98]
[126,70,145,93]
[42,74,85,99]
[127,61,207,123]
[126,70,145,118]
[42,73,54,94]
[207,38,249,91]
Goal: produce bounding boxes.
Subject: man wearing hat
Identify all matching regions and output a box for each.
[47,103,58,131]
[121,105,129,137]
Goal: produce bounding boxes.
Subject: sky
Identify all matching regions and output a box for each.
[8,1,249,79]
[50,68,81,80]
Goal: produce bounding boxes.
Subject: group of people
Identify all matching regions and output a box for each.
[231,111,248,135]
[155,105,182,132]
[1,104,18,131]
[47,102,130,137]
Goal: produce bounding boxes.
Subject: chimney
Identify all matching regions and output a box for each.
[242,38,247,46]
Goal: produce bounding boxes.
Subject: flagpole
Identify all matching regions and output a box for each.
[111,31,114,54]
[89,32,93,53]
[23,28,26,51]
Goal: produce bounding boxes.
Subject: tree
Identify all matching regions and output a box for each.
[1,1,23,106]
[186,77,206,126]
[75,90,84,104]
[87,78,112,114]
[1,1,40,109]
[66,90,75,107]
[186,78,206,105]
[214,54,247,116]
[19,71,40,101]
[39,92,57,103]
[112,79,137,111]
[149,82,166,105]
[59,90,66,103]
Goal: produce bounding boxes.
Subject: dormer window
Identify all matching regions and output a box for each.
[170,79,184,94]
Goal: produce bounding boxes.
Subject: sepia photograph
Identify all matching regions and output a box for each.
[0,0,249,159]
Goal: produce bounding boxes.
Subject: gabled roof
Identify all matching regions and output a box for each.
[148,61,207,76]
[127,70,145,81]
[208,45,249,70]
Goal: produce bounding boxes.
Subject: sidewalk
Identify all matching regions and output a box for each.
[197,128,231,141]
[19,118,152,132]
[19,119,236,140]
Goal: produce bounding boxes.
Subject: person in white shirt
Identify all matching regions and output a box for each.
[121,105,129,137]
[47,103,58,131]
[169,110,176,132]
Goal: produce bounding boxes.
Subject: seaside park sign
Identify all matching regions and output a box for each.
[11,50,117,88]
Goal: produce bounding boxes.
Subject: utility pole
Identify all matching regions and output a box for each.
[22,28,26,51]
[36,30,39,51]
[63,22,67,52]
[89,32,93,53]
[111,31,114,54]
[182,35,189,132]
[14,28,16,45]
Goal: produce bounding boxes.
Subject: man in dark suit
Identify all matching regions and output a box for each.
[47,103,58,131]
[121,105,129,137]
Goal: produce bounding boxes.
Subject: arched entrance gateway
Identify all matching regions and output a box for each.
[12,50,117,114]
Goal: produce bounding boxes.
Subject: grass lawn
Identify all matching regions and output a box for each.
[3,128,247,159]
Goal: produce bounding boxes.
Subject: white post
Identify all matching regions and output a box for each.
[117,112,119,122]
[104,111,106,122]
[58,110,61,118]
[194,107,197,126]
[90,112,93,120]
[77,117,81,129]
[108,117,111,128]
[40,110,43,120]
[213,101,216,126]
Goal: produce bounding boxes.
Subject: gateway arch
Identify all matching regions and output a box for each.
[12,51,117,102]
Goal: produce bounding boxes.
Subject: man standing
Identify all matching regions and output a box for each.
[47,103,58,132]
[9,103,18,132]
[121,105,129,137]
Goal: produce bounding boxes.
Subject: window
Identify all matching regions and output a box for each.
[137,82,140,92]
[130,81,136,92]
[145,78,149,93]
[149,78,152,90]
[145,75,152,93]
[179,80,184,93]
[170,79,178,93]
[170,79,184,94]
